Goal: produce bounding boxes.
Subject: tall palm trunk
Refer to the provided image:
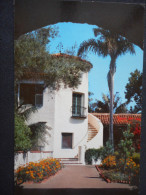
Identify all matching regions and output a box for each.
[109,72,114,149]
[109,57,116,151]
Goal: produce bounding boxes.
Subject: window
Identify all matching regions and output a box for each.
[72,93,86,117]
[62,133,72,149]
[20,84,43,106]
[72,93,82,116]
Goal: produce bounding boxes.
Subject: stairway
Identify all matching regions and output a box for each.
[57,158,82,165]
[87,122,98,142]
[86,113,103,149]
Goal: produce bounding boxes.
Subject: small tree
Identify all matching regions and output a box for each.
[118,125,135,172]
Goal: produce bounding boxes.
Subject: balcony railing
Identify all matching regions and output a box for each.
[71,106,87,118]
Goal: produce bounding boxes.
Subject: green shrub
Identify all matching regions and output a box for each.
[114,151,119,157]
[132,153,140,165]
[85,141,114,164]
[103,171,129,182]
[99,141,114,160]
[85,148,101,164]
[15,113,32,152]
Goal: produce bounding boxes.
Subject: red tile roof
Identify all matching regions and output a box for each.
[91,113,141,125]
[21,53,92,80]
[52,53,93,68]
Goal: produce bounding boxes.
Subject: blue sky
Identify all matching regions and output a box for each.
[48,22,143,107]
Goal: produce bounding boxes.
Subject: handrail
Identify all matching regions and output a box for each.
[71,106,87,117]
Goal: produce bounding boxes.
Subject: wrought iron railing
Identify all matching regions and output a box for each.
[71,106,87,118]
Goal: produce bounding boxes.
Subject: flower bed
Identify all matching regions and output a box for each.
[97,166,130,184]
[15,158,62,184]
[97,155,140,186]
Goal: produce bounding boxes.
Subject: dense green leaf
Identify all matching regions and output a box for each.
[15,113,32,152]
[125,69,142,113]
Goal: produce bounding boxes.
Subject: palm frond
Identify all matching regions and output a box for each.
[93,28,135,58]
[116,39,135,56]
[93,28,111,39]
[102,93,109,104]
[20,106,38,120]
[77,39,108,58]
[115,103,128,113]
[77,39,98,57]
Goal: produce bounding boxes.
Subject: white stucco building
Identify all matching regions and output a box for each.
[16,54,103,167]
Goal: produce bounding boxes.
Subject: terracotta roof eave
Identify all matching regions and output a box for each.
[21,53,93,79]
[51,53,93,68]
[90,113,141,125]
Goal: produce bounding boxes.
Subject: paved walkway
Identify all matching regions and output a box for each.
[16,165,138,195]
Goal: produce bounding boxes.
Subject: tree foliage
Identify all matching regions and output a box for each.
[89,92,127,113]
[15,26,58,82]
[15,113,32,152]
[15,26,92,89]
[125,69,142,113]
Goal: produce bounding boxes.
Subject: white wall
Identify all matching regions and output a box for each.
[19,73,89,158]
[14,151,53,170]
[53,73,89,158]
[24,83,56,151]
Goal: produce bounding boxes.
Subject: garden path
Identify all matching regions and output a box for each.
[17,165,138,195]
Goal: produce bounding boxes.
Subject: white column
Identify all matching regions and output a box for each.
[78,145,85,165]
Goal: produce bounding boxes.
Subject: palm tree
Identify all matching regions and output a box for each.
[78,28,135,149]
[92,93,127,113]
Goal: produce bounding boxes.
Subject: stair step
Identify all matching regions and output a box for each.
[88,133,97,135]
[88,131,97,133]
[59,159,78,161]
[59,158,78,159]
[61,161,81,163]
[88,129,96,131]
[88,121,99,142]
[59,159,83,165]
[62,163,82,165]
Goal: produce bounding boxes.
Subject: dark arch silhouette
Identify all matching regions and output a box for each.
[15,1,144,49]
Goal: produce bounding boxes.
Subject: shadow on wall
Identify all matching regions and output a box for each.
[14,152,27,162]
[23,153,27,161]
